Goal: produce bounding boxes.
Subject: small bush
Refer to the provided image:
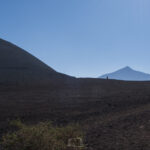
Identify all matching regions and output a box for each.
[1,120,85,150]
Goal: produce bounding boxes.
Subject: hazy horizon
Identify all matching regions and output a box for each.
[1,0,150,77]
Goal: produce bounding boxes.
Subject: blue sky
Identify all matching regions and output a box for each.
[1,0,150,77]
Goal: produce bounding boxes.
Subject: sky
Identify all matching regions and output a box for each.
[1,0,150,77]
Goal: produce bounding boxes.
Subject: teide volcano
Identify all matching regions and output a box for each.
[99,66,150,81]
[0,39,72,86]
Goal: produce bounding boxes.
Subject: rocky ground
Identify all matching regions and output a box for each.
[0,79,150,150]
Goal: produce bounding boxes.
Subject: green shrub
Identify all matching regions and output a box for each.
[1,120,85,150]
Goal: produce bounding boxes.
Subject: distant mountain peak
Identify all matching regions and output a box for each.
[99,66,150,81]
[118,66,135,72]
[119,66,133,71]
[124,66,132,70]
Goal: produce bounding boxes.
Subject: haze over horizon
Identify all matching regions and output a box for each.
[1,0,150,77]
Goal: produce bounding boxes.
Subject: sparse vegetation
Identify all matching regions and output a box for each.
[1,120,85,150]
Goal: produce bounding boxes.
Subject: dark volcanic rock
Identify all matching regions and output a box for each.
[0,39,72,86]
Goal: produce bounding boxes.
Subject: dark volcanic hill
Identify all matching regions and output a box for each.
[99,66,150,81]
[0,39,72,86]
[0,39,150,150]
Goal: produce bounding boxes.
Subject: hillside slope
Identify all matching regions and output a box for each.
[0,39,72,86]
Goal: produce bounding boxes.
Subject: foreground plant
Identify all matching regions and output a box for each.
[1,120,85,150]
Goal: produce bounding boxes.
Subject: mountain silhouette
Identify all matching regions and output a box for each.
[99,66,150,81]
[0,39,71,85]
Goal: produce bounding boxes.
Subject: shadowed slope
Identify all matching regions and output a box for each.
[0,39,72,86]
